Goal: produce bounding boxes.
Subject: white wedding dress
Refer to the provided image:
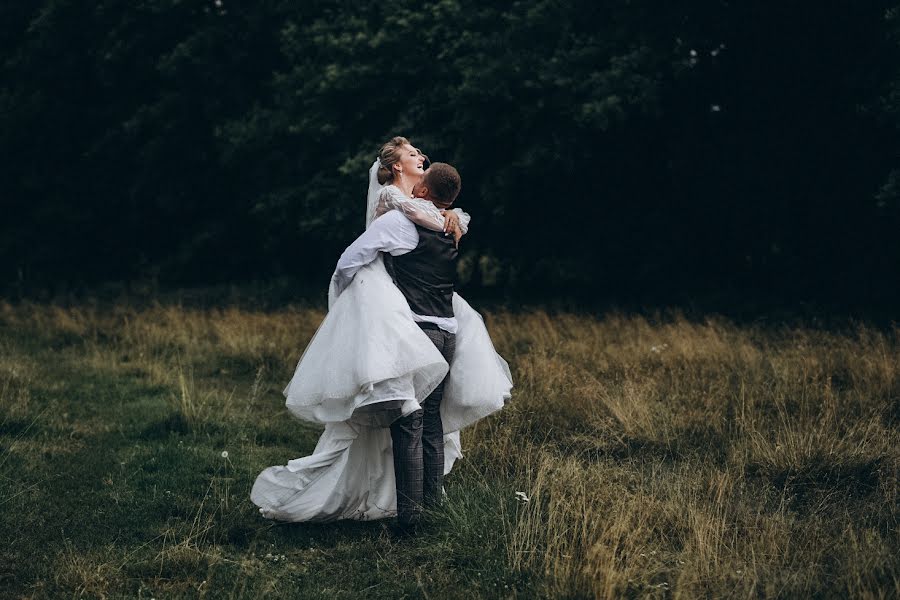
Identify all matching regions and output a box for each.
[250,162,513,522]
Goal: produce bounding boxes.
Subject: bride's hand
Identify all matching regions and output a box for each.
[441,210,460,235]
[441,210,463,247]
[452,225,462,247]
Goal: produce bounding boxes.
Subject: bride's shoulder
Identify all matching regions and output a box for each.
[378,185,408,202]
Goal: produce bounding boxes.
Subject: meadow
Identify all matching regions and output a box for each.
[0,297,897,599]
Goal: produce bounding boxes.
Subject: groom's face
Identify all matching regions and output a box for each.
[411,177,428,198]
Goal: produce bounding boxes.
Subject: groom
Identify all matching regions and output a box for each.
[332,162,463,534]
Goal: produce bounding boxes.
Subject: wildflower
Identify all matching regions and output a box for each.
[690,49,698,57]
[221,450,229,458]
[514,491,530,503]
[711,104,721,112]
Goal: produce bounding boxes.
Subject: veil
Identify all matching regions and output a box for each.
[365,159,384,229]
[328,159,385,308]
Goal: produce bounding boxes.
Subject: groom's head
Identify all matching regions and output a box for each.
[412,162,461,209]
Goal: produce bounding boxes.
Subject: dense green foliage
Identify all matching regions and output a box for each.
[2,1,898,306]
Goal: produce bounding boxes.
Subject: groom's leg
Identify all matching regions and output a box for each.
[418,324,456,508]
[390,409,424,527]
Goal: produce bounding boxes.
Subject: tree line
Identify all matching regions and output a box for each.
[2,0,898,309]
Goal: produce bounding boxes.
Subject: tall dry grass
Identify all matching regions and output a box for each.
[477,311,900,598]
[1,299,898,598]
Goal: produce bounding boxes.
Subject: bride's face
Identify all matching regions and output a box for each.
[394,143,425,179]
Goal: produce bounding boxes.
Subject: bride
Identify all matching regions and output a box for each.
[250,137,512,523]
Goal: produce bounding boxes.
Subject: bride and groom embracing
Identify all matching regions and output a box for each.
[251,136,513,534]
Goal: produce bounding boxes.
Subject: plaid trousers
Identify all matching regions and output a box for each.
[390,322,456,526]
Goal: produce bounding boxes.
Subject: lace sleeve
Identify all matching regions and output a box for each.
[375,186,471,234]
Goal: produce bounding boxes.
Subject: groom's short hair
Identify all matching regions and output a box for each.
[423,163,461,207]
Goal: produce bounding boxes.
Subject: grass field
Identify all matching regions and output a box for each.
[1,298,898,599]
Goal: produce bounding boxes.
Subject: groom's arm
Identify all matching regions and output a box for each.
[332,211,419,296]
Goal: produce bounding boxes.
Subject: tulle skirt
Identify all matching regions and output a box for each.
[251,256,511,522]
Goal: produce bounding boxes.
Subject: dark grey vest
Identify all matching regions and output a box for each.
[385,224,458,317]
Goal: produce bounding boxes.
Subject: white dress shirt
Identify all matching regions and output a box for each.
[332,210,458,333]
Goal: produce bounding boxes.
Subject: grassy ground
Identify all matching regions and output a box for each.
[0,298,898,599]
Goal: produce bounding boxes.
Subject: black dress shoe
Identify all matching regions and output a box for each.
[388,521,418,538]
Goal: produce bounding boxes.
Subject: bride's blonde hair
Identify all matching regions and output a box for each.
[377,136,410,185]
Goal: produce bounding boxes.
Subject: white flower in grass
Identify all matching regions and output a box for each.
[221,450,229,458]
[514,491,530,503]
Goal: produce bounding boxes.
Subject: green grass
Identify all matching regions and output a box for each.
[0,300,898,598]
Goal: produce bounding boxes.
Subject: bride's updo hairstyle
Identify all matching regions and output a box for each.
[377,136,410,185]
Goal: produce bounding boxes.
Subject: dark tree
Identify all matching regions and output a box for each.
[2,0,897,310]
